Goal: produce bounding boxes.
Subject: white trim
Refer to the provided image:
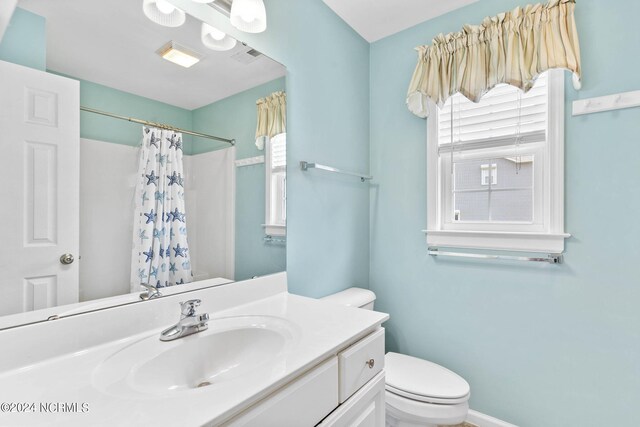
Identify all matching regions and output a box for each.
[426,101,440,234]
[235,155,264,167]
[265,138,274,230]
[263,224,286,237]
[226,147,236,280]
[467,409,519,427]
[547,69,565,235]
[425,69,567,252]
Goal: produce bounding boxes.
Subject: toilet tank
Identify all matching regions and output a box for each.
[321,288,376,310]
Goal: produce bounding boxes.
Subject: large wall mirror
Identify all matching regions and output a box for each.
[0,0,287,329]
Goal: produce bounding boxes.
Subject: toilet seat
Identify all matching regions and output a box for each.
[385,352,470,405]
[385,384,469,405]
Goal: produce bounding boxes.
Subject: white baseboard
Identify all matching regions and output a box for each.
[467,409,519,427]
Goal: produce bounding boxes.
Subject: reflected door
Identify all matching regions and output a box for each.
[0,60,80,316]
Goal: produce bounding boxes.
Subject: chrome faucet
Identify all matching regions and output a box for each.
[140,283,162,301]
[160,299,209,342]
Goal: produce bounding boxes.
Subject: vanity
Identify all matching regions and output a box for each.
[0,273,389,426]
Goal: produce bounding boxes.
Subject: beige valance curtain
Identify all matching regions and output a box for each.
[255,91,286,150]
[406,0,581,118]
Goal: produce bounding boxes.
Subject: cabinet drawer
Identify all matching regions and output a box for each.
[338,328,385,403]
[220,357,338,427]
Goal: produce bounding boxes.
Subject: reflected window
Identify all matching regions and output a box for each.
[265,133,286,235]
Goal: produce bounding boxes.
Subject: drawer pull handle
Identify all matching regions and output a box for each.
[365,359,375,369]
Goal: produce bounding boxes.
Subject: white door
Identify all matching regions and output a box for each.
[0,60,80,316]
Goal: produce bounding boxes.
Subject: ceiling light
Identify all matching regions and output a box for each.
[230,0,266,33]
[201,23,237,51]
[191,0,215,3]
[157,41,202,68]
[143,0,186,27]
[156,0,176,14]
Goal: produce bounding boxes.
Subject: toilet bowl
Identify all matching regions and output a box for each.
[321,288,470,427]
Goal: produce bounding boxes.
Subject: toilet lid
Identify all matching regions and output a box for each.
[385,352,470,404]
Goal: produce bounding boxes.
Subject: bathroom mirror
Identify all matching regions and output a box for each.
[0,0,287,329]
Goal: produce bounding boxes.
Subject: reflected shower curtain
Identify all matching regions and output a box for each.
[130,127,192,292]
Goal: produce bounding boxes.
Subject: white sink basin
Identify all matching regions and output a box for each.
[92,315,299,396]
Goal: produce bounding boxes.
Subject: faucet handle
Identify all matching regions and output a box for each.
[180,299,201,318]
[140,283,162,300]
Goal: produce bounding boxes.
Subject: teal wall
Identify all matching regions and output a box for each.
[75,78,193,150]
[192,78,286,280]
[369,0,640,425]
[0,8,45,70]
[175,0,372,297]
[192,77,284,156]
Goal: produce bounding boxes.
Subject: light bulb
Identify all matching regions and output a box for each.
[201,23,237,51]
[207,26,226,41]
[240,9,256,23]
[230,0,266,33]
[156,0,176,14]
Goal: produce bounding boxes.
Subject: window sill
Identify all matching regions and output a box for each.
[423,229,570,253]
[263,224,286,237]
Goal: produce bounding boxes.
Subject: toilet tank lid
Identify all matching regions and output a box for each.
[321,287,376,308]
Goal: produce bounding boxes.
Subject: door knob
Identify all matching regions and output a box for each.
[60,253,74,265]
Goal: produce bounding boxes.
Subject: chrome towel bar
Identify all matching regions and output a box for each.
[428,247,563,264]
[300,161,372,182]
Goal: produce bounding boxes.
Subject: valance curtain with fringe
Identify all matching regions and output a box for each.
[406,0,581,118]
[255,91,286,150]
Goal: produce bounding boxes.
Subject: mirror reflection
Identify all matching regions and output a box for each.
[0,0,287,328]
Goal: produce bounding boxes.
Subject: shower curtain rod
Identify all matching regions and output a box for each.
[80,106,235,145]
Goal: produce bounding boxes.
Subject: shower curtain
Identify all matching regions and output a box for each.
[130,126,192,292]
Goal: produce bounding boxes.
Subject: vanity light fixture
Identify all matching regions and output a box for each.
[230,0,267,33]
[201,23,237,51]
[157,41,202,68]
[143,0,186,27]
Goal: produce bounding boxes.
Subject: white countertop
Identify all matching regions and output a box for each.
[0,292,388,426]
[0,277,234,330]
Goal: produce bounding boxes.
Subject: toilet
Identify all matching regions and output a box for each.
[322,288,470,427]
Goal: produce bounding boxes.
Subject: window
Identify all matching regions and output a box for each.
[425,70,569,252]
[480,163,497,186]
[264,133,286,236]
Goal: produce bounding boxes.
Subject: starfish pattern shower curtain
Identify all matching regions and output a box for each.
[130,127,192,292]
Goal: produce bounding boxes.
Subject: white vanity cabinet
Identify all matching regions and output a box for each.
[318,372,385,427]
[222,328,386,427]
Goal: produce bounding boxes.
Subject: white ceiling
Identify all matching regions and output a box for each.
[322,0,479,42]
[17,0,285,110]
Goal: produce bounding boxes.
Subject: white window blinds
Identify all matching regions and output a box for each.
[270,133,286,171]
[438,72,548,150]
